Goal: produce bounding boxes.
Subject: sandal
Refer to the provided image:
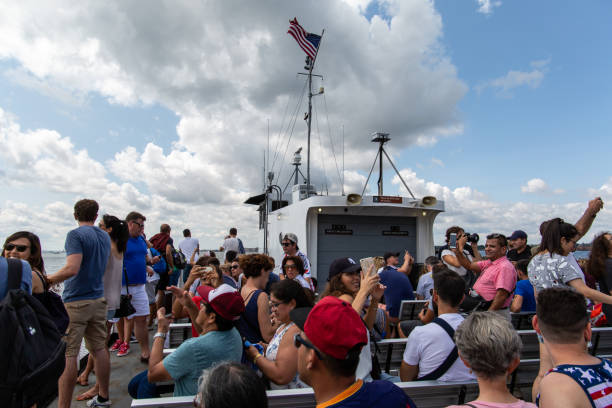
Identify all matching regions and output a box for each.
[75,389,97,401]
[76,375,89,387]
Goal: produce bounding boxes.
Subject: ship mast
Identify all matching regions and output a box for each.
[299,29,324,190]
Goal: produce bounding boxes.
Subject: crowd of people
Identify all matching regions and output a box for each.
[1,196,612,407]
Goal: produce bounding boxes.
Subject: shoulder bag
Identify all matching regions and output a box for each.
[32,270,69,335]
[114,266,136,318]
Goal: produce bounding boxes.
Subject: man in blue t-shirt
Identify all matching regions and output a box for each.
[379,251,415,322]
[47,199,111,407]
[510,259,536,313]
[292,296,415,408]
[0,256,32,299]
[116,212,151,360]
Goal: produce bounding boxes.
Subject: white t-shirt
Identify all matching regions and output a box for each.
[416,272,434,300]
[441,249,473,277]
[178,237,199,264]
[355,331,372,380]
[402,313,476,382]
[222,237,240,254]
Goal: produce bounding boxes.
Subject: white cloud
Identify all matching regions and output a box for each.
[392,169,610,244]
[521,178,564,194]
[476,0,502,15]
[0,108,108,193]
[476,58,550,96]
[521,178,548,193]
[9,1,590,253]
[589,177,612,200]
[431,157,444,167]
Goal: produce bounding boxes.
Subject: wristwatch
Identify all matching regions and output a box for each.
[154,332,167,340]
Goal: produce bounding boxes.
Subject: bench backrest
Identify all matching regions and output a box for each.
[131,380,479,408]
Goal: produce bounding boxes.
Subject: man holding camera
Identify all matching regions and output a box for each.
[441,226,482,287]
[454,233,516,320]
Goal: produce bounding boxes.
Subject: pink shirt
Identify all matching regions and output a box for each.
[447,401,535,408]
[473,256,516,308]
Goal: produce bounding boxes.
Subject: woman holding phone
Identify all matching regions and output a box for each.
[320,257,385,380]
[244,279,313,389]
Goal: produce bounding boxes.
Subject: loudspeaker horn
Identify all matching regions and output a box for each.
[346,193,362,206]
[421,196,437,206]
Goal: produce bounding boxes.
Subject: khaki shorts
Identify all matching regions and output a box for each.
[64,297,108,357]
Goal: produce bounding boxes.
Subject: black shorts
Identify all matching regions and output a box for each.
[156,273,169,292]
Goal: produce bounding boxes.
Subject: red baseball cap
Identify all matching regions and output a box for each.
[290,296,367,360]
[196,284,245,321]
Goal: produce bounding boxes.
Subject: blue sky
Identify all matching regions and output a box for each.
[384,0,612,204]
[0,0,610,250]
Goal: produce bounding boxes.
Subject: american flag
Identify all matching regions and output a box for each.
[287,18,321,60]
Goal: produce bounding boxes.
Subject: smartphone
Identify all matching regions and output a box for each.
[449,233,457,249]
[360,257,375,275]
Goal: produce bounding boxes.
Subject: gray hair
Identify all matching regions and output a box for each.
[454,312,522,379]
[196,362,268,408]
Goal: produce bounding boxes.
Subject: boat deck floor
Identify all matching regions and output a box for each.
[49,331,156,408]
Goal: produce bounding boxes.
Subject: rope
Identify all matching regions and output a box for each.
[322,90,343,192]
[313,96,328,194]
[270,78,308,174]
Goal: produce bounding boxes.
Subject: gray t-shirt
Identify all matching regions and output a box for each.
[528,252,583,293]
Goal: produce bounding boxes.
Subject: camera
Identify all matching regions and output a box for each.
[464,233,479,244]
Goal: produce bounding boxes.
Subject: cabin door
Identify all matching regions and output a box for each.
[316,215,417,284]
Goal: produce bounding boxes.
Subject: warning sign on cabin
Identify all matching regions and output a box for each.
[382,225,409,236]
[325,224,354,235]
[373,196,402,204]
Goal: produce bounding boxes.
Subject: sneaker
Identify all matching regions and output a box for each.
[117,342,130,357]
[129,335,138,343]
[109,339,122,352]
[87,395,112,407]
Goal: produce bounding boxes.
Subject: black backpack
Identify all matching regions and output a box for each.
[0,259,66,408]
[172,247,187,270]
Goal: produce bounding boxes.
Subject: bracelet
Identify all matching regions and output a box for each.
[253,353,262,363]
[154,332,167,340]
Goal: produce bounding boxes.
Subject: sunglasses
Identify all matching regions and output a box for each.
[283,264,297,270]
[281,242,294,247]
[4,244,30,252]
[294,333,324,360]
[131,221,143,228]
[230,265,239,269]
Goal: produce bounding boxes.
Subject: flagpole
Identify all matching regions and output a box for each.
[306,29,324,191]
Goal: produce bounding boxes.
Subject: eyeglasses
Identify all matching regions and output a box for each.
[269,300,286,309]
[284,264,297,270]
[281,242,293,247]
[230,265,239,269]
[294,333,324,360]
[4,244,30,252]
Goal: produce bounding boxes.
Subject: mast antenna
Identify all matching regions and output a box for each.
[361,132,416,199]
